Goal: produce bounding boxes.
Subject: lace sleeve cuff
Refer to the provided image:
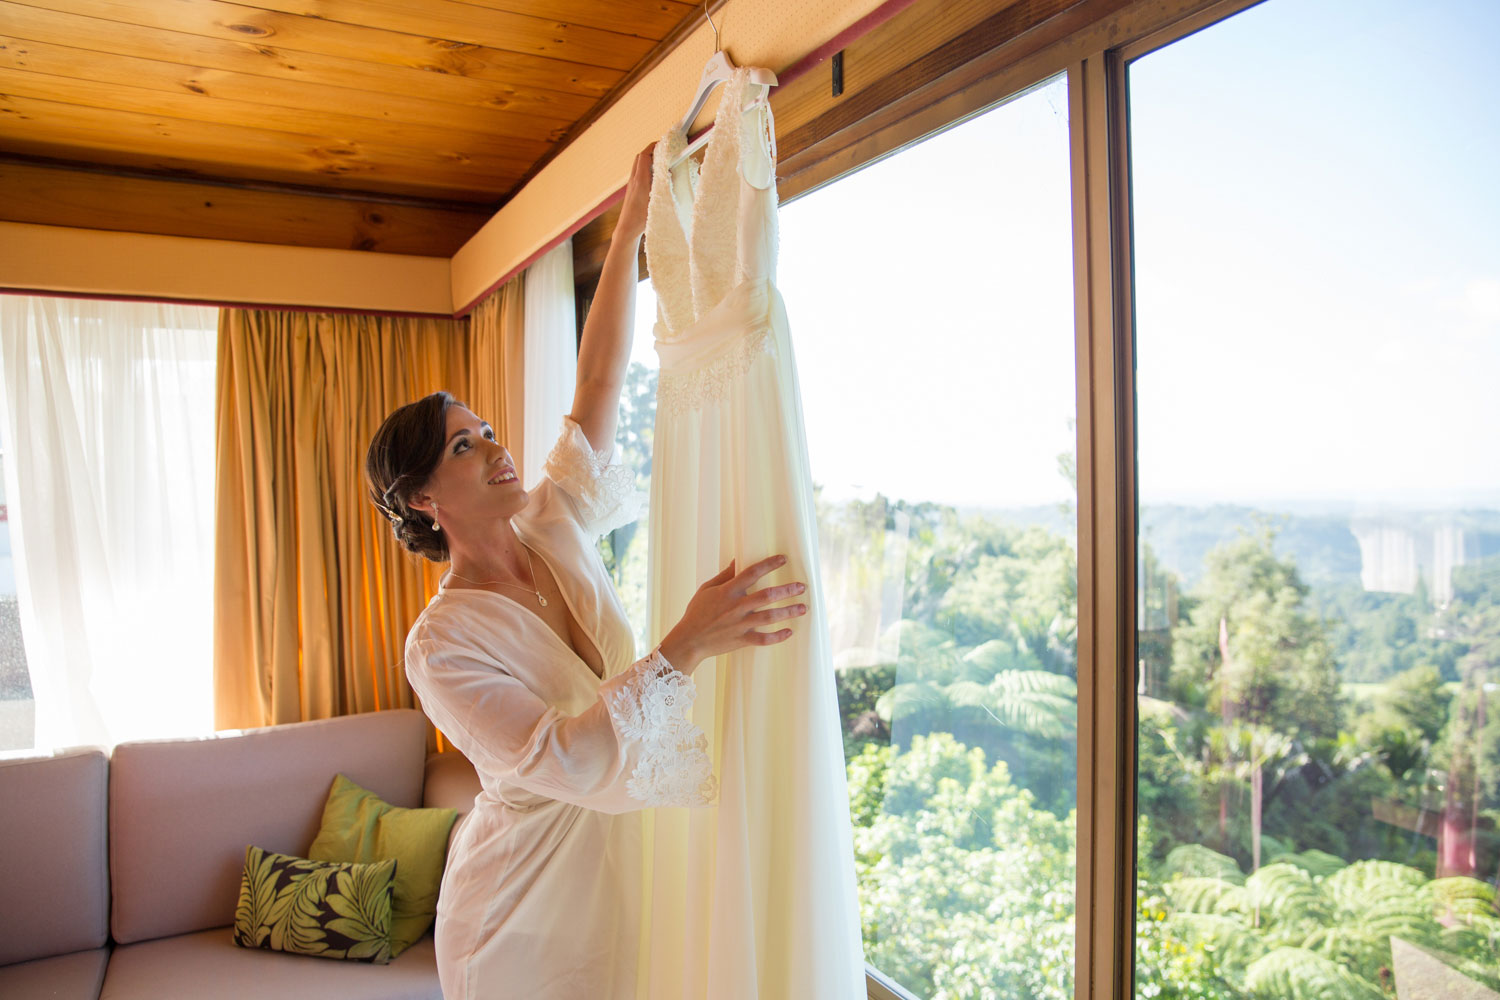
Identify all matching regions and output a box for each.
[542,416,643,536]
[606,649,718,807]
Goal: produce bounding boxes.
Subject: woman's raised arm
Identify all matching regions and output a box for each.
[568,144,654,452]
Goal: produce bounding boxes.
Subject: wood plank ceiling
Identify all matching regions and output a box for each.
[0,0,710,256]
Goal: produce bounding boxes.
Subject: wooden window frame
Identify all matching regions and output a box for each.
[572,1,1267,997]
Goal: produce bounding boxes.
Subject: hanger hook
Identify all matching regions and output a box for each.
[703,1,720,53]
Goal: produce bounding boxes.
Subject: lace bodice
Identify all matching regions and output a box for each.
[645,66,779,341]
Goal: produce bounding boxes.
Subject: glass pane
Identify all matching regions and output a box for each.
[1130,1,1500,997]
[597,280,663,656]
[786,76,1078,997]
[0,442,34,752]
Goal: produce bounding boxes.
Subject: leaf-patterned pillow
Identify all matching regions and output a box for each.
[233,845,396,964]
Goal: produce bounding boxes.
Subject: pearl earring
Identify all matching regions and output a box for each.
[431,504,441,532]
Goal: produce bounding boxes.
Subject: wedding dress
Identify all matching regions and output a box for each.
[640,65,866,998]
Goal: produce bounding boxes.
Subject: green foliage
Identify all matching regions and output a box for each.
[1138,839,1500,999]
[1243,947,1386,1000]
[872,639,1077,744]
[1422,876,1497,922]
[1136,896,1244,999]
[849,733,1075,1000]
[1170,524,1343,740]
[1316,583,1458,683]
[1162,844,1246,884]
[835,662,896,759]
[804,436,1500,997]
[1164,877,1246,915]
[1270,849,1347,879]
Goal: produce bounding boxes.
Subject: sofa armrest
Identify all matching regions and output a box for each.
[422,751,480,816]
[0,747,109,966]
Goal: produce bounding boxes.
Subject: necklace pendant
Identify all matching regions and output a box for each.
[538,595,548,607]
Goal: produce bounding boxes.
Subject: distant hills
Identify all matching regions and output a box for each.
[970,501,1500,591]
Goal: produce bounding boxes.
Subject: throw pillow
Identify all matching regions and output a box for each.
[307,773,458,958]
[233,845,395,964]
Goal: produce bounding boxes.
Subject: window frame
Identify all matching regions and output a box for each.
[572,2,1268,997]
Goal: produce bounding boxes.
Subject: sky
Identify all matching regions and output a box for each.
[635,0,1500,510]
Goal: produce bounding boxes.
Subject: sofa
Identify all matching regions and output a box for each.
[0,708,482,999]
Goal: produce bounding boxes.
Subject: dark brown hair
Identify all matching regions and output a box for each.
[365,390,459,562]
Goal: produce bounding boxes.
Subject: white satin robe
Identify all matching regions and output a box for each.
[405,418,714,999]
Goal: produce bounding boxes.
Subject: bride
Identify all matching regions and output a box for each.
[362,146,807,998]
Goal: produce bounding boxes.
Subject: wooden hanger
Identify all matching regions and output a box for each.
[669,3,777,169]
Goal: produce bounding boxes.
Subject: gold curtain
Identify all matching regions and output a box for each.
[214,282,524,730]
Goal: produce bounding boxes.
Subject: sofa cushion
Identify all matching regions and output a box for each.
[99,926,440,1000]
[234,846,396,963]
[0,946,110,1000]
[109,709,427,945]
[0,747,109,965]
[307,774,455,958]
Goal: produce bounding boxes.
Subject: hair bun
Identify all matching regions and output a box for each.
[389,509,448,562]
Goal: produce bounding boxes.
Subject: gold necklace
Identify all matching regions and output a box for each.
[448,544,548,607]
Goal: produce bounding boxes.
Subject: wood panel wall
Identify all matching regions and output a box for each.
[0,0,705,255]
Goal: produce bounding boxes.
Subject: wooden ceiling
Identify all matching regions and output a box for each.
[0,0,714,256]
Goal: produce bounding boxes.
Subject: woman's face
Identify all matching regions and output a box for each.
[412,405,527,530]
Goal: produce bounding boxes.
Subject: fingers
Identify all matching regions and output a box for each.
[747,602,807,626]
[734,554,790,589]
[744,628,795,646]
[748,581,806,606]
[704,560,737,587]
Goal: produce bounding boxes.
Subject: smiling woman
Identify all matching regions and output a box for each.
[360,146,813,999]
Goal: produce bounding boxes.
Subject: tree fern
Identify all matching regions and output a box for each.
[875,680,947,722]
[960,638,1042,678]
[1272,849,1348,879]
[1324,859,1427,913]
[1167,877,1245,915]
[1360,896,1443,950]
[875,669,1075,739]
[1244,946,1386,1000]
[1421,876,1497,922]
[1167,912,1267,979]
[1163,844,1245,884]
[1300,925,1388,986]
[1245,863,1329,927]
[980,670,1076,738]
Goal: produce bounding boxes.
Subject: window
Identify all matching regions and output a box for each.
[785,75,1078,997]
[0,297,218,751]
[1130,1,1500,995]
[595,281,663,656]
[0,442,32,752]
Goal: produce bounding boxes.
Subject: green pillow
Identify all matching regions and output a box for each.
[307,774,458,958]
[233,845,395,964]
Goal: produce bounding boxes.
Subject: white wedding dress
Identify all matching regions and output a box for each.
[639,66,866,999]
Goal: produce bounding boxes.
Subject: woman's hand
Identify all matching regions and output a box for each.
[657,556,808,675]
[616,143,654,241]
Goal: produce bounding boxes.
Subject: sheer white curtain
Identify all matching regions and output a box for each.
[0,295,217,749]
[521,239,577,487]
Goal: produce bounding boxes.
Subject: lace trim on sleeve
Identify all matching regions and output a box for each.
[606,649,718,807]
[542,417,643,536]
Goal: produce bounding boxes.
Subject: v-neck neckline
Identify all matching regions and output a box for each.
[442,528,607,683]
[659,65,746,247]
